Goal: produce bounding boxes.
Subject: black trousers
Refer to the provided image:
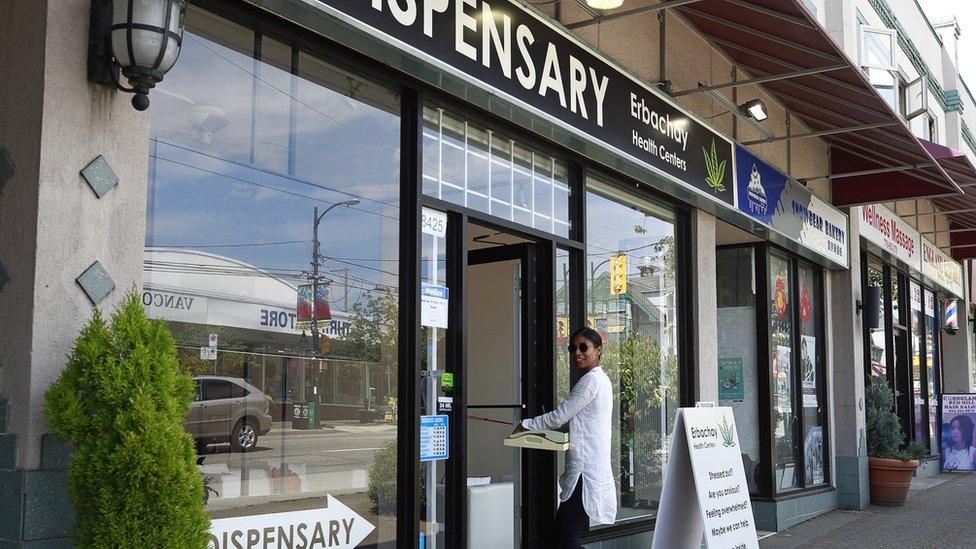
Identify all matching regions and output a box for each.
[553,481,586,549]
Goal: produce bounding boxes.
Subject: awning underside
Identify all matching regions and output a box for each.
[568,0,961,203]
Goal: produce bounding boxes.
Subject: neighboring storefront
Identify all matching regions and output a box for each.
[716,147,845,524]
[856,204,966,476]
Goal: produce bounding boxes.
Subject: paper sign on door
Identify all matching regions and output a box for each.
[421,283,449,329]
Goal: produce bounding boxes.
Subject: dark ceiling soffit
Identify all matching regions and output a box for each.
[668,0,960,197]
[948,226,976,260]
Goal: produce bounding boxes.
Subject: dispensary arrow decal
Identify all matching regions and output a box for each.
[208,494,375,549]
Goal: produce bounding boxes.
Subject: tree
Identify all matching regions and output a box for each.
[45,292,210,548]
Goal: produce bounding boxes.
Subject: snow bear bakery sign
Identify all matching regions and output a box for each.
[312,0,735,206]
[735,145,849,268]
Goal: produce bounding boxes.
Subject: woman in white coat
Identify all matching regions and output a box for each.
[516,327,616,548]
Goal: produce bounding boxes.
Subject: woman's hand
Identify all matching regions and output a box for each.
[512,424,527,435]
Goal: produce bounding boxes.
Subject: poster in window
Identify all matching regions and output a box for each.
[774,345,792,411]
[801,335,817,396]
[804,427,825,485]
[941,394,976,472]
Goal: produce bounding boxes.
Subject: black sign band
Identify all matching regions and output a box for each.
[317,0,735,205]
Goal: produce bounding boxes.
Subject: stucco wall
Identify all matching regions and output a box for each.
[0,0,151,470]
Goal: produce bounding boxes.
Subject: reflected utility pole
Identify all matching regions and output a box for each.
[311,200,359,356]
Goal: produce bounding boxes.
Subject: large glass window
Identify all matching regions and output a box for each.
[798,263,826,486]
[146,8,400,546]
[866,262,887,378]
[716,247,761,495]
[925,290,941,455]
[910,281,926,449]
[769,253,797,492]
[585,175,679,525]
[422,107,571,238]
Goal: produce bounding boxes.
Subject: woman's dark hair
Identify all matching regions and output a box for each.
[950,415,974,448]
[570,327,602,349]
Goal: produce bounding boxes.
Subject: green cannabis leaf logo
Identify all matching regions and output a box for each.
[703,139,727,193]
[719,415,736,448]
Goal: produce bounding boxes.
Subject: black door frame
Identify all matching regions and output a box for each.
[433,212,556,549]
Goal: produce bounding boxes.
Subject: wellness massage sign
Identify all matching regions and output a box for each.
[317,0,735,205]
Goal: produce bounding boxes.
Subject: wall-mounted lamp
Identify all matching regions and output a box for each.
[88,0,188,111]
[739,99,769,122]
[586,0,625,9]
[856,285,881,330]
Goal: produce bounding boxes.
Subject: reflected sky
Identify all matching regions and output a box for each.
[147,27,402,306]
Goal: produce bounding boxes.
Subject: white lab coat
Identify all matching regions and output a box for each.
[521,366,617,525]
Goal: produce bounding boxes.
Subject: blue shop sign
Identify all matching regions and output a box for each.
[735,146,849,268]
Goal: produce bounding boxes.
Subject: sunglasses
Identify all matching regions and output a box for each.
[567,343,593,354]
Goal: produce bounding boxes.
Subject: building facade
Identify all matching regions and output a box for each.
[1,0,974,547]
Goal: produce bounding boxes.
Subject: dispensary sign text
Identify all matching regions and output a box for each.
[316,0,735,205]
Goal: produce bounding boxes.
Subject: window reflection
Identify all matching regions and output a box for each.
[146,7,400,546]
[769,253,797,492]
[585,176,679,525]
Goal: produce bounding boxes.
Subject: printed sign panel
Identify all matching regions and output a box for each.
[207,495,374,549]
[941,394,976,472]
[420,415,449,462]
[921,237,964,298]
[735,146,848,267]
[854,204,920,270]
[421,283,449,329]
[653,407,759,549]
[718,358,744,402]
[312,0,735,206]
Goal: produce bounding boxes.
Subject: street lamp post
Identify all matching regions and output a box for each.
[311,200,360,357]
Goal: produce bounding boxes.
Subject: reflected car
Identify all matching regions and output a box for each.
[186,376,273,452]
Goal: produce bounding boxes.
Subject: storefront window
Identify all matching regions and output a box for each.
[925,290,940,455]
[716,247,761,494]
[798,263,826,486]
[866,263,887,378]
[910,281,926,449]
[585,176,679,524]
[146,7,400,546]
[422,107,571,238]
[769,253,797,492]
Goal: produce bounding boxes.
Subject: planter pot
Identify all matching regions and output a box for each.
[868,456,919,506]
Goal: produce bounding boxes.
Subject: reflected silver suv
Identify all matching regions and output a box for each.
[186,376,272,452]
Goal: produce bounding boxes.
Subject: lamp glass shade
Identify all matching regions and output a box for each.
[111,0,185,74]
[585,0,625,9]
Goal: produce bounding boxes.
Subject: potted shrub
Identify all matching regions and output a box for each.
[865,376,925,506]
[45,293,211,547]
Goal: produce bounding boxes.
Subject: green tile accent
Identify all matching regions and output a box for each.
[76,261,115,306]
[963,121,976,154]
[40,436,71,471]
[944,89,964,112]
[22,470,72,541]
[0,262,8,293]
[0,470,23,540]
[0,399,8,433]
[0,435,15,470]
[79,156,118,199]
[0,149,13,192]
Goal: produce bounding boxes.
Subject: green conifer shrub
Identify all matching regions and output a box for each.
[45,292,210,547]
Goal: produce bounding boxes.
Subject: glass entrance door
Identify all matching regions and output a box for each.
[466,250,525,549]
[421,214,555,549]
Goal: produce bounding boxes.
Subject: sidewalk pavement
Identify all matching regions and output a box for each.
[760,472,976,548]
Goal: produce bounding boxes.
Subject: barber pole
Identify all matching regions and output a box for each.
[943,297,959,334]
